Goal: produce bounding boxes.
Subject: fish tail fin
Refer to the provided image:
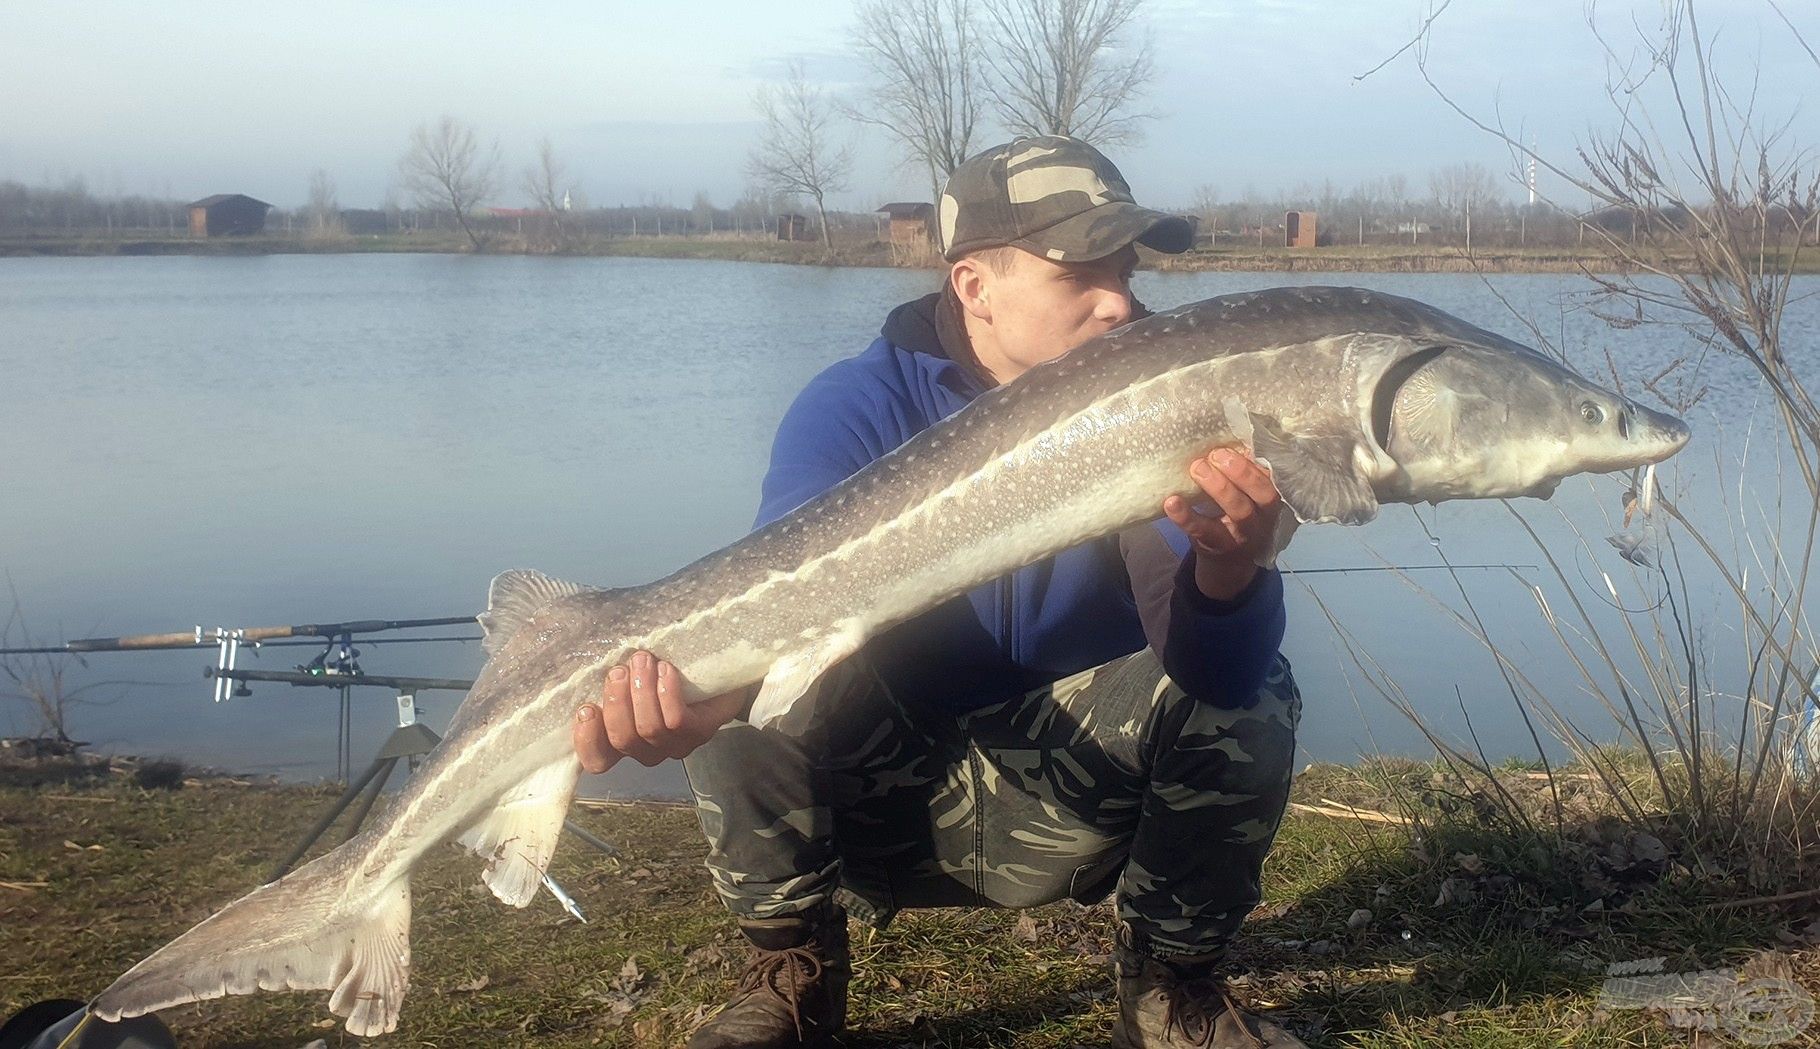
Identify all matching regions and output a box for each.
[90,852,412,1036]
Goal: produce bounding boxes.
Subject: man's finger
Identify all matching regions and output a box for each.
[1164,495,1239,555]
[656,661,689,734]
[1213,449,1280,505]
[628,651,666,750]
[697,686,754,724]
[1192,458,1256,526]
[600,664,656,763]
[572,704,620,775]
[1162,494,1205,533]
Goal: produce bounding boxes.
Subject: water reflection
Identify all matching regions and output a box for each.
[0,255,1808,799]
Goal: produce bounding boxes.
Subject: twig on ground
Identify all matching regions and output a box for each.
[1290,801,1410,826]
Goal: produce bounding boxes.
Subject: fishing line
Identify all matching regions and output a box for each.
[51,1010,93,1049]
[1570,541,1670,614]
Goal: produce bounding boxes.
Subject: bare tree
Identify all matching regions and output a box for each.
[0,588,124,745]
[979,0,1155,146]
[731,182,792,234]
[850,0,984,203]
[305,169,341,236]
[690,191,717,233]
[746,61,853,253]
[1190,183,1219,242]
[1427,161,1502,231]
[523,137,578,251]
[400,116,501,251]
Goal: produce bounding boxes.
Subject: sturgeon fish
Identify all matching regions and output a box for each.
[92,286,1688,1034]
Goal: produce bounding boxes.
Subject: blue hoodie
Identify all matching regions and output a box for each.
[754,292,1286,715]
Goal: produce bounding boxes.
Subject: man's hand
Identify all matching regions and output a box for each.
[572,650,750,773]
[1161,448,1284,602]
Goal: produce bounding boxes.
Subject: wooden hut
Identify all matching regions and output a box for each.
[1284,210,1317,248]
[187,194,272,237]
[776,213,811,241]
[876,202,934,247]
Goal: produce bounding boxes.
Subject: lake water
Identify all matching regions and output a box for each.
[0,253,1812,799]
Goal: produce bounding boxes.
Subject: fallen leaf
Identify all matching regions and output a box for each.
[1434,878,1461,906]
[454,975,489,993]
[1013,914,1040,942]
[610,955,647,995]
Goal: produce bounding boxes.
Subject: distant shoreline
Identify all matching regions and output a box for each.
[5,230,1810,274]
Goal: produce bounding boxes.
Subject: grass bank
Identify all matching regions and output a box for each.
[10,230,1803,274]
[3,755,1815,1047]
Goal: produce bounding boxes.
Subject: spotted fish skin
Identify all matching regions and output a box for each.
[90,286,1689,1035]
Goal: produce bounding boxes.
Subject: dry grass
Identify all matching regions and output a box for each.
[2,758,1815,1047]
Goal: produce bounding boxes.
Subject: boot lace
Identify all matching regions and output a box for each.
[1160,974,1266,1049]
[733,944,826,1039]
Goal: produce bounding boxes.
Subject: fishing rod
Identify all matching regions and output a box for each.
[0,614,482,703]
[8,614,479,654]
[1281,563,1536,575]
[0,635,481,656]
[1,565,1542,660]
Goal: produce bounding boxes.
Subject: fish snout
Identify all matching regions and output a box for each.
[1627,402,1692,463]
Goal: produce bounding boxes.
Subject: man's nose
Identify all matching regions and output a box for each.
[1095,289,1132,326]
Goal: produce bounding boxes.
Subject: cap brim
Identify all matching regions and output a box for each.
[1012,202,1194,262]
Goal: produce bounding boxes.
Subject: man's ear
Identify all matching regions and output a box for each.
[950,258,992,323]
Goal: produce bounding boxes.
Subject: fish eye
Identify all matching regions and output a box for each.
[1580,402,1605,425]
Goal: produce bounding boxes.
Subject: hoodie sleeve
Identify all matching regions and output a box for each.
[1118,522,1286,709]
[754,358,905,528]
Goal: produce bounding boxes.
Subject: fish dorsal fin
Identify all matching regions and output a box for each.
[1248,413,1380,526]
[479,569,588,657]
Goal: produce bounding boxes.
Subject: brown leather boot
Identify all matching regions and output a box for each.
[685,904,850,1049]
[1110,944,1306,1049]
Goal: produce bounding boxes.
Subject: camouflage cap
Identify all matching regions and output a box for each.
[938,136,1193,263]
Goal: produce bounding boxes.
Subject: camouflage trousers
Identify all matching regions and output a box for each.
[681,650,1302,961]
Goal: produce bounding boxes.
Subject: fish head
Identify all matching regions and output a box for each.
[1371,341,1691,502]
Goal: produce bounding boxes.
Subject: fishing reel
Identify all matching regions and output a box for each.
[298,632,362,678]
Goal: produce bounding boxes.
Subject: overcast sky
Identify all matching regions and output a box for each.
[1,0,1812,211]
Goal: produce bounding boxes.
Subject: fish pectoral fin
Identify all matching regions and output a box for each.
[1261,513,1300,566]
[748,626,864,731]
[1249,413,1380,526]
[457,758,580,908]
[478,569,591,658]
